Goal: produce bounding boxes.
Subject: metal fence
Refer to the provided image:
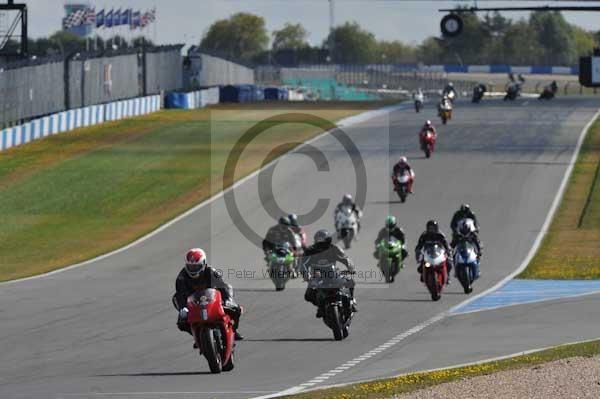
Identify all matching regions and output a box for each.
[145,47,183,95]
[257,64,600,99]
[0,46,183,128]
[0,60,65,126]
[183,51,254,90]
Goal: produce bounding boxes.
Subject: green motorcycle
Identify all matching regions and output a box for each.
[268,244,295,291]
[377,237,406,283]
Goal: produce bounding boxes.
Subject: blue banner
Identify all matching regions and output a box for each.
[113,9,121,26]
[105,9,113,28]
[121,9,131,26]
[131,11,141,29]
[96,9,104,28]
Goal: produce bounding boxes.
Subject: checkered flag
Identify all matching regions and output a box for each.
[63,10,86,29]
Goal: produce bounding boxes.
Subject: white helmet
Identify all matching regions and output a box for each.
[185,248,207,278]
[399,156,407,164]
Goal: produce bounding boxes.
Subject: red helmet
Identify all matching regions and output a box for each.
[185,248,207,278]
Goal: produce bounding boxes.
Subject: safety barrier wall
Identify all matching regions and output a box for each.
[0,95,160,152]
[185,87,220,109]
[420,64,578,75]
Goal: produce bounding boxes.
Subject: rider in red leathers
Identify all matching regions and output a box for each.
[419,120,437,150]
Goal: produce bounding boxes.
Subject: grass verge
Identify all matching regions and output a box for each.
[519,114,600,279]
[281,339,600,399]
[0,101,392,281]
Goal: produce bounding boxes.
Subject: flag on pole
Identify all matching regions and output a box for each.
[148,8,156,23]
[84,8,96,25]
[141,11,149,28]
[106,9,114,28]
[63,9,86,29]
[96,9,105,28]
[131,11,141,29]
[113,9,121,26]
[121,9,131,26]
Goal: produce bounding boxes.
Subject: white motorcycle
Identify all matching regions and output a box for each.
[453,240,479,294]
[335,206,358,249]
[456,218,477,236]
[393,171,412,203]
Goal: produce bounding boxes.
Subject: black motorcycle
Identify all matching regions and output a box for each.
[504,73,525,101]
[504,83,521,101]
[472,85,486,103]
[414,99,423,112]
[310,266,355,341]
[539,81,557,100]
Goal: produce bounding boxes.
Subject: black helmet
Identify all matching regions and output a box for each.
[426,220,439,233]
[314,229,332,245]
[460,204,470,213]
[278,216,291,226]
[342,194,353,205]
[288,213,299,227]
[385,215,396,229]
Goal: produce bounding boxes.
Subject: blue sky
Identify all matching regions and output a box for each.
[26,1,600,45]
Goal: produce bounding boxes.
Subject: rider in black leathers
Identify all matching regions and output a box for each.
[263,216,297,255]
[174,248,244,340]
[302,229,358,318]
[415,220,453,284]
[450,204,479,239]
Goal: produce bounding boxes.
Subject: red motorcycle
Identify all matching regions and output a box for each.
[186,288,236,373]
[420,243,448,301]
[420,130,436,158]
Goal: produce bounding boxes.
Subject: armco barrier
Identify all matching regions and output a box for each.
[1,95,160,152]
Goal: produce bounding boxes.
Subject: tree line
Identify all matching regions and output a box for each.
[4,9,597,66]
[199,10,598,66]
[3,31,154,57]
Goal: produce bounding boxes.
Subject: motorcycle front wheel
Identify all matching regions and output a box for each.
[200,328,223,374]
[329,305,344,341]
[426,271,441,301]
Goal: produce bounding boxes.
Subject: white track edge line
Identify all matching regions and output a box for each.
[284,336,600,397]
[450,289,600,316]
[1,103,407,286]
[250,108,600,399]
[448,108,600,314]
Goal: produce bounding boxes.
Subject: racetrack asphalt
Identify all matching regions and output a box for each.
[0,97,598,399]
